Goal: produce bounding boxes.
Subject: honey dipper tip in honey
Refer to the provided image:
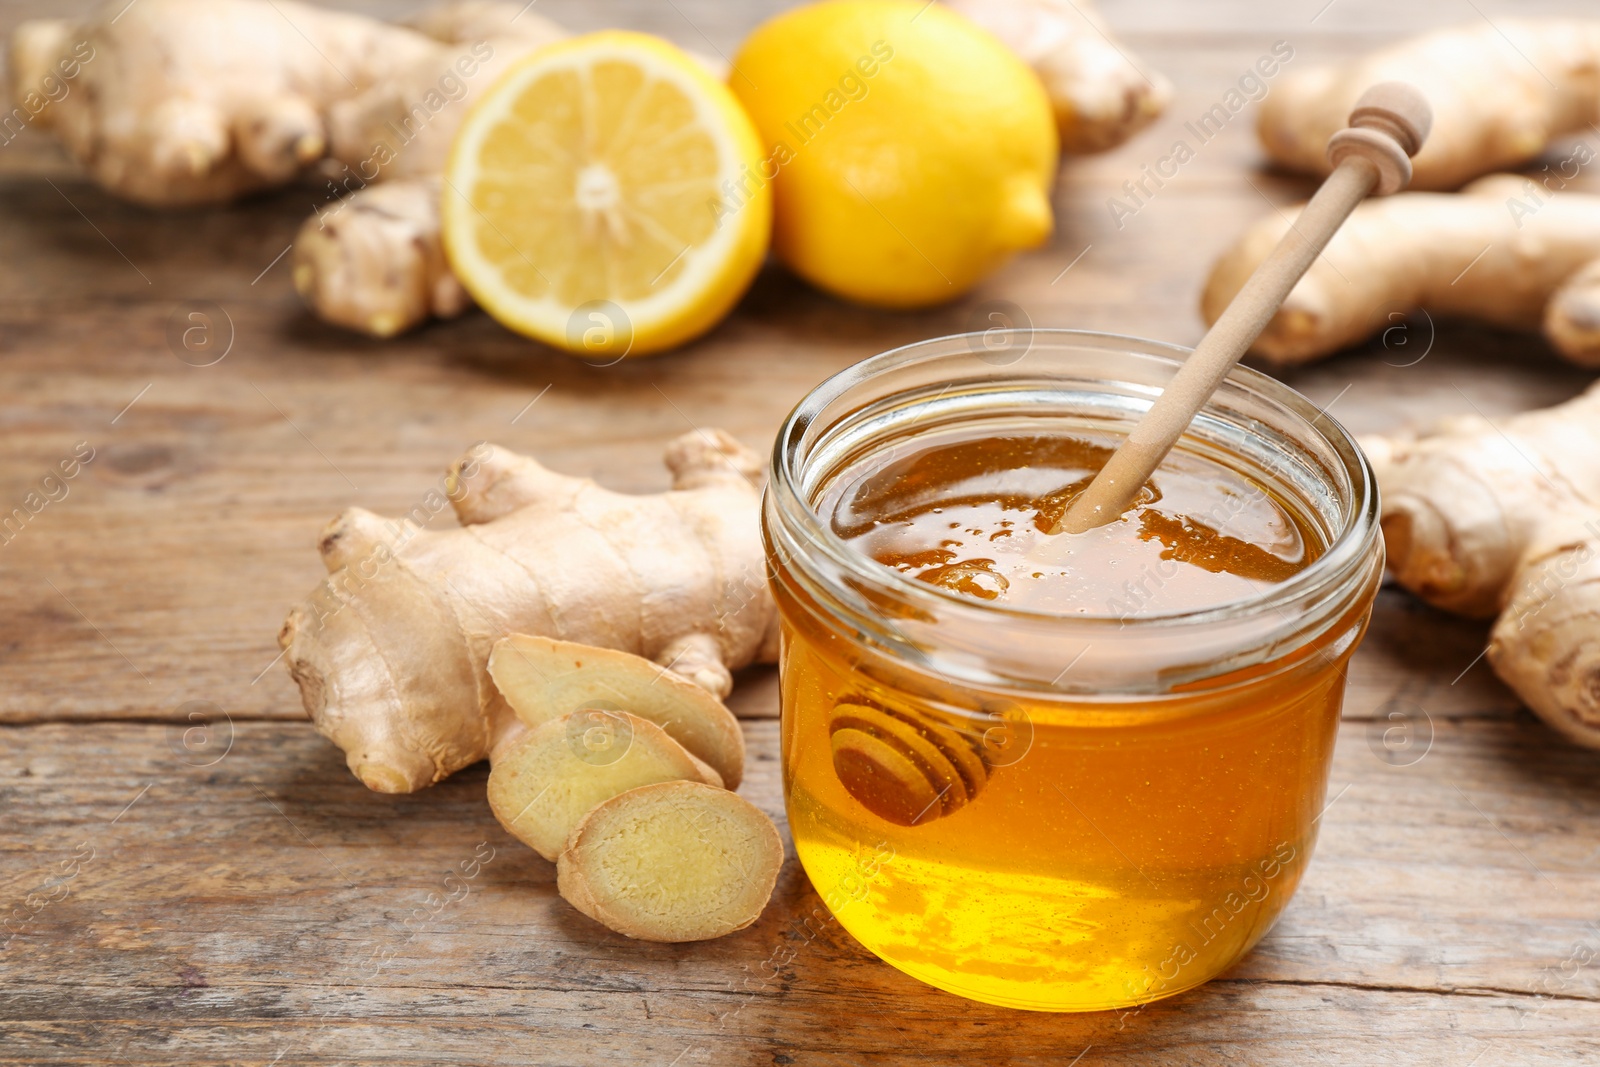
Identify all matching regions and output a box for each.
[828,697,991,827]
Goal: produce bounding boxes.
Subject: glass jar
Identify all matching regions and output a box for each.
[763,330,1383,1012]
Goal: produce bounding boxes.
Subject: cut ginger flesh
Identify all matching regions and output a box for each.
[558,781,784,942]
[488,634,745,789]
[827,430,1323,616]
[487,709,721,862]
[454,54,723,307]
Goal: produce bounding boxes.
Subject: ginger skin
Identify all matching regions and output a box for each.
[1202,176,1600,366]
[1258,20,1600,191]
[296,2,563,336]
[294,178,470,338]
[942,0,1170,153]
[1362,384,1600,747]
[324,2,566,184]
[8,0,442,206]
[279,430,778,794]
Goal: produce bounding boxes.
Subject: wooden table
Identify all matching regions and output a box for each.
[4,1,1599,1062]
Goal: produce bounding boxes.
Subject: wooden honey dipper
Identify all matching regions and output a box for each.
[1055,82,1433,534]
[830,696,991,826]
[829,86,1433,829]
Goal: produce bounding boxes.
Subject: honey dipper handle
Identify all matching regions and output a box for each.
[1055,82,1432,535]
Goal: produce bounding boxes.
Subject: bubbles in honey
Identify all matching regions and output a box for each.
[919,560,1009,600]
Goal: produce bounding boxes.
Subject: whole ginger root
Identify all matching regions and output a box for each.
[8,0,443,206]
[942,0,1170,154]
[1258,20,1600,191]
[279,430,777,794]
[1202,175,1600,366]
[6,0,559,208]
[1362,384,1600,746]
[280,433,785,941]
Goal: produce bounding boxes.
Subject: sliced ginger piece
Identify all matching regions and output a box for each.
[489,634,745,789]
[488,709,721,861]
[557,781,783,942]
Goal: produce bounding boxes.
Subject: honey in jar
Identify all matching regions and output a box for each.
[765,332,1383,1012]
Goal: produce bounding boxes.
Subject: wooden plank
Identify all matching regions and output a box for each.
[4,0,1600,1060]
[2,716,1599,1065]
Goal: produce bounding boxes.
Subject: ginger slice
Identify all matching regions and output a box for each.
[488,710,721,861]
[489,634,745,790]
[556,781,783,942]
[830,703,969,814]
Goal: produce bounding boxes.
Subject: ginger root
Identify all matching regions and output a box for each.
[1257,20,1600,191]
[292,2,562,336]
[942,0,1170,153]
[324,2,566,184]
[1202,175,1600,366]
[279,430,777,794]
[9,0,442,206]
[1362,384,1600,746]
[293,178,470,338]
[281,434,784,940]
[557,781,784,942]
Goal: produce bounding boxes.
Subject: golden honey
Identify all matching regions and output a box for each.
[765,332,1383,1012]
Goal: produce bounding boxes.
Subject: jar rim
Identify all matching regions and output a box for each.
[767,328,1380,634]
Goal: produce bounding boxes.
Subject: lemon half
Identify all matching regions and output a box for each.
[442,32,771,357]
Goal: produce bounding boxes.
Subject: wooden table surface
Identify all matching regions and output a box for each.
[4,0,1599,1063]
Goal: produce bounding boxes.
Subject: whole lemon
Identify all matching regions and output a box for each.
[730,0,1058,308]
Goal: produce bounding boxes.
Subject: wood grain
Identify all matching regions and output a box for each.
[2,0,1600,1062]
[4,718,1600,1066]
